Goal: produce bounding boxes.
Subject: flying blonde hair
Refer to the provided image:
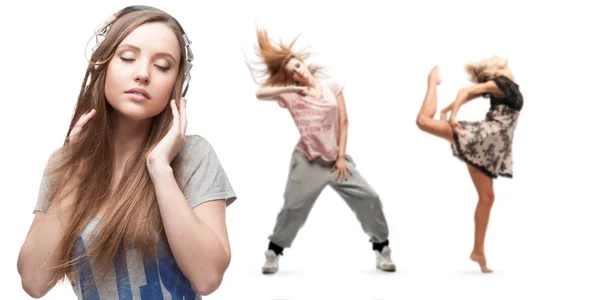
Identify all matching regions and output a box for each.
[246,27,325,87]
[465,55,502,83]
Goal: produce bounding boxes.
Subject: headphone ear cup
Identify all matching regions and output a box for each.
[182,82,189,97]
[182,77,190,97]
[181,61,192,97]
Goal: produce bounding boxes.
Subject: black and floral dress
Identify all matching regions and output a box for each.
[451,75,524,179]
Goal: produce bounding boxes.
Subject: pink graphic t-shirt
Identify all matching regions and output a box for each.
[277,79,344,162]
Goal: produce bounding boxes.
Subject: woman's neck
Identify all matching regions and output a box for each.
[303,74,320,88]
[110,111,152,166]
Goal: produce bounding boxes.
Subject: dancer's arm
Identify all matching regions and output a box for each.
[330,90,352,181]
[449,81,504,120]
[336,91,349,159]
[255,85,305,100]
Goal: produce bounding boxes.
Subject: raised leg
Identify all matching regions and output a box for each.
[416,66,455,143]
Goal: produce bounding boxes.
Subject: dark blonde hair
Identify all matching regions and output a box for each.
[465,56,498,83]
[247,27,324,87]
[46,7,188,285]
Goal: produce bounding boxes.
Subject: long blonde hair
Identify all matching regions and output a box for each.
[247,27,324,87]
[46,7,188,285]
[465,56,498,83]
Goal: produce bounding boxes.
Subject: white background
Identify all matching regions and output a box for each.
[1,0,599,299]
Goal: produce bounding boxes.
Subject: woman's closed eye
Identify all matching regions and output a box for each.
[119,57,170,72]
[155,64,170,71]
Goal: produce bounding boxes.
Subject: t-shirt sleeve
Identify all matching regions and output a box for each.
[33,149,61,214]
[181,136,237,208]
[277,92,293,108]
[326,79,345,96]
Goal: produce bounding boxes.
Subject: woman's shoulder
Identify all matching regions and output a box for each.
[173,135,218,178]
[320,77,344,95]
[179,135,215,159]
[488,73,520,95]
[487,73,524,110]
[320,76,338,86]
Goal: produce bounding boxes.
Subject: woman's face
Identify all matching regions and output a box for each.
[285,57,310,86]
[104,22,181,121]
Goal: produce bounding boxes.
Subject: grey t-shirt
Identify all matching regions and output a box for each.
[34,135,237,300]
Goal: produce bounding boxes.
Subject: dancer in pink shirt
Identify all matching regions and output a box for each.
[248,27,395,274]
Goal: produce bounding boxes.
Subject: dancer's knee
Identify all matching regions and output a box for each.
[416,114,429,131]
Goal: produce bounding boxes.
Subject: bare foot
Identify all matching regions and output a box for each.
[470,252,493,273]
[428,65,442,86]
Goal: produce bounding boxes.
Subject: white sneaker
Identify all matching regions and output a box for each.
[375,246,396,272]
[262,250,279,274]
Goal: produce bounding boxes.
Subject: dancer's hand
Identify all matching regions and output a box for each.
[68,109,96,147]
[68,109,96,177]
[147,98,187,167]
[449,118,466,137]
[440,106,450,121]
[330,157,352,181]
[294,86,308,96]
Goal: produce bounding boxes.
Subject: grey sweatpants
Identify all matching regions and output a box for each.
[268,150,390,248]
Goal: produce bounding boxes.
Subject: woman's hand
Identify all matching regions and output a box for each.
[449,118,466,137]
[330,157,352,181]
[256,85,305,100]
[445,100,466,137]
[147,98,187,168]
[68,109,96,177]
[68,109,96,146]
[439,105,451,121]
[294,86,308,96]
